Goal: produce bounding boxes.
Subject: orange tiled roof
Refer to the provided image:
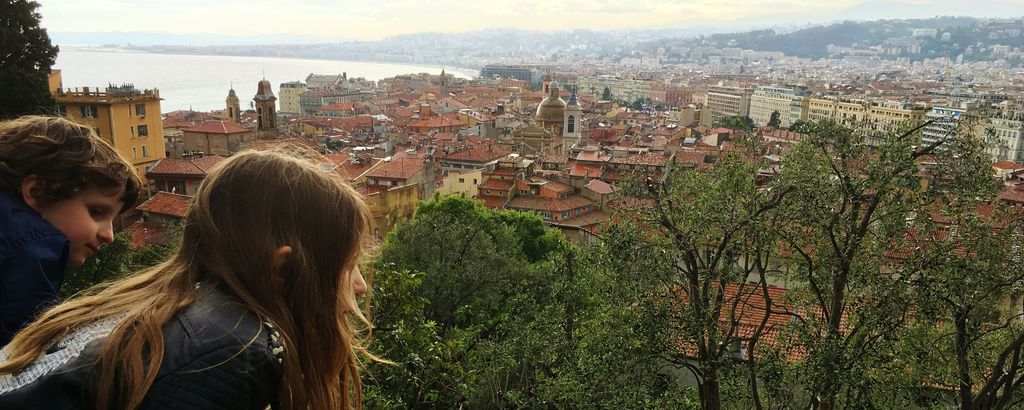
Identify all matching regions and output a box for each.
[584,179,614,195]
[184,120,252,134]
[506,194,593,212]
[366,157,425,180]
[136,192,192,218]
[408,116,465,129]
[147,156,226,176]
[993,160,1024,171]
[479,178,514,191]
[475,195,507,208]
[443,143,509,163]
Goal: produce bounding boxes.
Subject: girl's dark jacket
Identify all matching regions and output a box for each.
[0,286,283,409]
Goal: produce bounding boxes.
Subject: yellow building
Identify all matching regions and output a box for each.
[50,72,167,180]
[436,168,483,197]
[807,96,924,134]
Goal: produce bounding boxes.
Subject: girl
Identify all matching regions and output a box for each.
[0,150,375,409]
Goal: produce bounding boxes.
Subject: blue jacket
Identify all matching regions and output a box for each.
[0,191,69,348]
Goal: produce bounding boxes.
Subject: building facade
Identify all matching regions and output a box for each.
[578,75,653,103]
[749,85,811,128]
[52,75,167,179]
[278,81,306,115]
[704,85,754,127]
[480,65,543,86]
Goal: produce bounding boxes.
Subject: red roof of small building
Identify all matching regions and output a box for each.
[136,192,192,218]
[366,157,425,180]
[506,194,593,212]
[184,120,252,134]
[443,143,509,163]
[408,116,465,129]
[147,155,226,176]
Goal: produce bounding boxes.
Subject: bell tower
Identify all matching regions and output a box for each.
[226,87,241,123]
[254,78,277,130]
[439,69,449,96]
[562,86,582,153]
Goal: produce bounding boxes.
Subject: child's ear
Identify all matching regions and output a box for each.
[271,245,293,286]
[20,176,44,212]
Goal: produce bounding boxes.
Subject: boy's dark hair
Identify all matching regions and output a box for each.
[0,115,144,211]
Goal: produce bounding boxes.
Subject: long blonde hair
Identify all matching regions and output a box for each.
[0,150,375,409]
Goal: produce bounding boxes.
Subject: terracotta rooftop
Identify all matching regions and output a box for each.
[366,157,425,180]
[408,116,465,129]
[136,192,192,218]
[993,160,1024,171]
[475,195,508,208]
[147,155,227,176]
[443,143,509,163]
[506,194,593,212]
[184,120,252,134]
[479,178,514,191]
[584,179,614,195]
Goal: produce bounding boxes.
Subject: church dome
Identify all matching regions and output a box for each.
[255,79,276,101]
[536,80,565,123]
[535,96,566,123]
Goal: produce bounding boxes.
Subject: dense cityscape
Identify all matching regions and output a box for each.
[5,1,1024,408]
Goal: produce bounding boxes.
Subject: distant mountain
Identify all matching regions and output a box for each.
[688,16,1023,59]
[50,31,351,47]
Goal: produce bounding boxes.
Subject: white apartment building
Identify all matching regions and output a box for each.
[749,86,811,128]
[578,75,653,103]
[704,85,754,127]
[985,115,1024,162]
[278,81,307,115]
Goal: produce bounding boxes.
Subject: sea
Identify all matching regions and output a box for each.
[54,49,474,113]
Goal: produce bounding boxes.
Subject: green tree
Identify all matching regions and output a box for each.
[62,231,175,298]
[601,86,612,101]
[367,195,569,407]
[788,119,810,133]
[615,152,789,410]
[767,111,782,128]
[772,119,948,409]
[0,0,59,119]
[631,97,652,111]
[714,115,756,132]
[898,129,1024,409]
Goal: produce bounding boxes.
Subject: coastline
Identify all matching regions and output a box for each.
[60,45,479,79]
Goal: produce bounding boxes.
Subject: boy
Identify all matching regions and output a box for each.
[0,116,143,347]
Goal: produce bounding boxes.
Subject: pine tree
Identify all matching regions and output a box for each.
[0,0,59,119]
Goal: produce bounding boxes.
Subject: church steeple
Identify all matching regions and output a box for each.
[562,85,582,154]
[439,69,449,96]
[254,78,277,130]
[226,86,241,123]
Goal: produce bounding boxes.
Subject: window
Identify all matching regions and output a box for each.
[473,179,477,184]
[138,124,149,137]
[135,104,146,116]
[567,115,575,133]
[459,178,465,183]
[57,105,67,116]
[130,126,135,138]
[80,105,98,119]
[132,147,138,159]
[142,145,149,157]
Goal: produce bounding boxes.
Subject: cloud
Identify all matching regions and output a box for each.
[38,0,1021,40]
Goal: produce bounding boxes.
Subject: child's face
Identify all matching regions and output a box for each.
[34,186,125,267]
[350,265,367,297]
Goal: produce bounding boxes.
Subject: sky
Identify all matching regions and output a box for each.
[38,0,1024,41]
